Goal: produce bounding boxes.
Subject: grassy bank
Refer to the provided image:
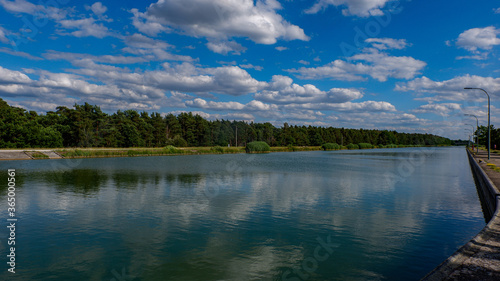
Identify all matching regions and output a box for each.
[57,146,245,158]
[27,151,49,159]
[53,143,442,159]
[56,145,325,158]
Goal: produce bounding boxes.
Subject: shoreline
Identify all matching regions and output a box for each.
[0,145,444,160]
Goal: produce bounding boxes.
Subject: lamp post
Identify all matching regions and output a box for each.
[464,129,472,148]
[465,88,490,160]
[465,124,476,152]
[465,114,479,153]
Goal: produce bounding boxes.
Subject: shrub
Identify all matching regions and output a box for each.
[321,143,341,150]
[210,146,224,153]
[385,144,398,148]
[246,141,270,153]
[31,151,49,158]
[347,143,359,150]
[163,145,180,154]
[165,135,188,147]
[358,143,373,149]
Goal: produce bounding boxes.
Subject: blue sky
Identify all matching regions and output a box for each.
[0,0,499,139]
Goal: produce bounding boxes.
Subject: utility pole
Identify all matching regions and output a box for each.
[464,88,490,159]
[465,114,479,154]
[465,124,475,153]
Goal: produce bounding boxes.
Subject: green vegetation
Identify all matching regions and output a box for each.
[30,151,49,159]
[63,149,92,157]
[163,145,181,154]
[224,147,245,153]
[347,143,359,150]
[381,144,399,148]
[165,135,188,147]
[210,146,225,154]
[57,146,248,158]
[0,98,451,149]
[321,143,341,150]
[456,125,500,148]
[246,141,271,153]
[268,146,320,152]
[474,126,500,149]
[209,146,244,154]
[358,143,373,149]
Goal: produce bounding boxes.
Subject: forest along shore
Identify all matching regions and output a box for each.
[1,99,451,149]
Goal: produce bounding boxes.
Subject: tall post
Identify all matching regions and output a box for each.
[465,114,479,153]
[476,118,479,153]
[465,88,490,160]
[465,129,471,148]
[466,124,475,152]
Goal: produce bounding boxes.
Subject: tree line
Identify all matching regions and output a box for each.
[475,125,500,149]
[0,98,452,148]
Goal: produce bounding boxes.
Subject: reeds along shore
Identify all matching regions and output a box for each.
[53,143,442,158]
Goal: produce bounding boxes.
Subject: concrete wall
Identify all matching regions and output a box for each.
[466,149,500,220]
[421,149,500,280]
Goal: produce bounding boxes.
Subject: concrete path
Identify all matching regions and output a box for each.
[0,150,32,160]
[0,149,63,160]
[422,148,500,280]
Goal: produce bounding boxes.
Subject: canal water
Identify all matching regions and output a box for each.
[0,147,485,280]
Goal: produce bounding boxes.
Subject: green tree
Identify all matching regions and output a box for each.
[377,130,397,145]
[0,98,454,149]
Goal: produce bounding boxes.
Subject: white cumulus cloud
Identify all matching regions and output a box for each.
[88,2,107,15]
[0,0,40,14]
[305,0,394,17]
[396,75,500,102]
[122,33,194,61]
[256,75,363,104]
[57,17,111,38]
[206,40,247,55]
[365,38,410,50]
[284,100,396,112]
[0,0,68,22]
[185,98,278,112]
[132,0,309,49]
[0,66,32,84]
[456,26,500,52]
[288,47,426,82]
[412,103,462,117]
[0,26,9,44]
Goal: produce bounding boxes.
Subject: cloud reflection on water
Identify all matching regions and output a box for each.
[0,147,485,280]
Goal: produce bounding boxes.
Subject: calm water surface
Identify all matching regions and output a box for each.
[0,147,485,280]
